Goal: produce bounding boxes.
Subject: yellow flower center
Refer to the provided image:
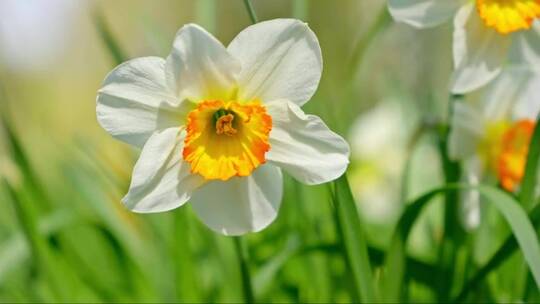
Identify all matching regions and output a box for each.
[477,0,540,34]
[183,100,272,181]
[497,119,535,191]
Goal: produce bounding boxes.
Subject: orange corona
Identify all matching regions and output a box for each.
[477,0,540,34]
[183,100,272,181]
[497,119,535,191]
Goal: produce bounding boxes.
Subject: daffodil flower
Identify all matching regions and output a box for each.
[96,19,350,235]
[388,0,540,93]
[448,68,539,228]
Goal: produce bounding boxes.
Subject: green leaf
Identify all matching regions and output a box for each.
[333,174,376,302]
[519,113,540,210]
[381,184,540,302]
[454,200,540,302]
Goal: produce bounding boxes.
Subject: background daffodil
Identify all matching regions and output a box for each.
[448,68,539,228]
[388,0,540,93]
[96,19,350,236]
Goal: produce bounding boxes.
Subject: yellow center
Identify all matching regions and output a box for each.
[183,100,272,181]
[477,0,540,34]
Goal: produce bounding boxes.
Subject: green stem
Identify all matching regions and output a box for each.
[436,94,464,301]
[234,237,255,303]
[243,0,259,24]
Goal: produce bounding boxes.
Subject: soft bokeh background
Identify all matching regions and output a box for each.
[0,0,524,302]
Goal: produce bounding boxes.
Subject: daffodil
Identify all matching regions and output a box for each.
[96,19,350,235]
[388,0,540,93]
[448,68,539,228]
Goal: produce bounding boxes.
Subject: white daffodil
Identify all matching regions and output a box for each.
[96,19,350,235]
[388,0,540,94]
[448,68,539,228]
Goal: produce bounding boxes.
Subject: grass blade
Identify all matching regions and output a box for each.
[382,184,540,302]
[333,174,376,302]
[519,113,540,210]
[242,0,259,24]
[454,200,540,302]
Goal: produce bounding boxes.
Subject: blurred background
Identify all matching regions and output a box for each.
[0,0,512,302]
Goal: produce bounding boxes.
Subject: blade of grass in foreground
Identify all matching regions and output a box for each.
[333,174,376,302]
[519,113,540,210]
[382,184,540,302]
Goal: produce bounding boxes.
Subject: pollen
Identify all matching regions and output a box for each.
[477,0,540,34]
[183,100,272,181]
[497,119,535,191]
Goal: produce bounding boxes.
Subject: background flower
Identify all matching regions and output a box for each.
[388,0,540,93]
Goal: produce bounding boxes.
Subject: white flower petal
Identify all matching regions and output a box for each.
[123,128,205,213]
[227,19,322,106]
[481,67,533,120]
[165,24,240,102]
[448,102,485,161]
[513,71,540,120]
[97,57,184,147]
[388,0,464,28]
[450,4,511,94]
[190,164,283,236]
[509,21,540,69]
[265,100,350,185]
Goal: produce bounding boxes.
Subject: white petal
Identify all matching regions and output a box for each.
[165,24,240,102]
[450,4,511,94]
[190,165,283,236]
[513,70,540,120]
[388,0,464,28]
[123,128,205,213]
[97,57,184,147]
[509,21,540,69]
[265,99,350,185]
[481,67,533,120]
[228,19,322,106]
[448,102,485,161]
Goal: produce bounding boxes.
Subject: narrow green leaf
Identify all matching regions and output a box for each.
[382,184,540,302]
[333,174,376,302]
[0,113,49,210]
[93,10,127,65]
[519,113,540,210]
[242,0,258,24]
[454,201,540,302]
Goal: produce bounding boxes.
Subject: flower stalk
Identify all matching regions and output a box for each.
[234,237,255,303]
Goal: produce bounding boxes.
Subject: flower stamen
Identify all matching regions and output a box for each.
[215,113,237,136]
